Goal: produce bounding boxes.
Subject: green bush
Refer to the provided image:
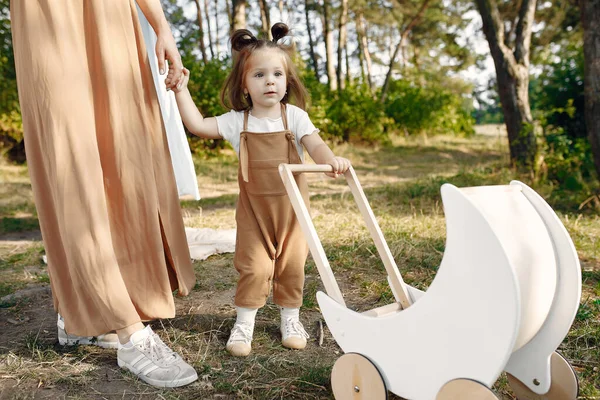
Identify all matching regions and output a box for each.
[384,79,475,137]
[0,110,22,151]
[317,84,391,144]
[530,43,585,140]
[543,131,595,190]
[537,120,598,212]
[529,41,597,209]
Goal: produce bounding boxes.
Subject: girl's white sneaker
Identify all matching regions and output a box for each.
[280,317,309,350]
[226,321,253,357]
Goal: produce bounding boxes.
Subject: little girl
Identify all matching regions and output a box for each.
[172,23,351,357]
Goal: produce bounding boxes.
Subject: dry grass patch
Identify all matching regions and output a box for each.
[0,134,598,399]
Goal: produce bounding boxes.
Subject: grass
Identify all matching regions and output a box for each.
[0,133,598,399]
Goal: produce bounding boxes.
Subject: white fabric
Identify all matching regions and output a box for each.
[137,5,200,200]
[185,227,236,260]
[215,104,318,161]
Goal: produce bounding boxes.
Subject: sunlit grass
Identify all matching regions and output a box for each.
[0,133,598,399]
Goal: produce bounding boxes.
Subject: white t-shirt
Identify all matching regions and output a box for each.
[215,104,318,161]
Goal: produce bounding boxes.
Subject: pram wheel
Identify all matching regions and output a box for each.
[436,378,498,399]
[331,353,387,400]
[506,351,579,400]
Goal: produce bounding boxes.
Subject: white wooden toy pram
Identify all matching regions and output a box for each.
[278,164,582,400]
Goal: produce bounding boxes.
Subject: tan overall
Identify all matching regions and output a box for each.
[233,104,310,309]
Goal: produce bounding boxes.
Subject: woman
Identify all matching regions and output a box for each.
[11,0,197,388]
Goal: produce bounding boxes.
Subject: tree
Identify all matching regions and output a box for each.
[304,0,320,80]
[581,0,600,179]
[193,0,208,62]
[259,0,272,39]
[321,0,338,91]
[380,0,433,103]
[475,0,538,169]
[232,0,246,31]
[204,0,215,58]
[356,11,373,91]
[336,0,348,90]
[161,0,198,55]
[0,0,17,116]
[225,0,233,34]
[214,0,221,57]
[0,0,23,162]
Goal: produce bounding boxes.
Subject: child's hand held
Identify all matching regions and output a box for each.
[169,67,189,93]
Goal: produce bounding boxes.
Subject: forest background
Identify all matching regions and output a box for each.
[1,0,599,207]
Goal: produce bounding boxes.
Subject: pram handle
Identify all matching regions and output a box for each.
[284,164,335,173]
[279,163,412,309]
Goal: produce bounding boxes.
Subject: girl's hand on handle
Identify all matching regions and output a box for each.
[326,156,351,178]
[170,67,189,93]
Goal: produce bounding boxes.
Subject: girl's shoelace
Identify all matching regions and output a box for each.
[282,318,309,339]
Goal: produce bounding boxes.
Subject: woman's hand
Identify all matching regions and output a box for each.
[156,30,183,91]
[326,156,351,178]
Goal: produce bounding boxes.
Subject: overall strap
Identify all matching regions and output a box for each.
[280,103,289,131]
[285,131,301,163]
[281,104,300,162]
[240,133,249,182]
[243,109,250,131]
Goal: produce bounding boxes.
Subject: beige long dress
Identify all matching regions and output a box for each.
[10,0,196,336]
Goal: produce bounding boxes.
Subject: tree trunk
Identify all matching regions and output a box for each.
[380,37,402,103]
[581,0,600,179]
[259,0,272,39]
[194,0,208,62]
[380,0,431,103]
[322,0,338,91]
[214,0,221,57]
[232,0,246,31]
[226,0,233,35]
[336,0,348,90]
[356,12,373,91]
[305,0,320,80]
[279,0,285,19]
[413,45,421,71]
[475,0,537,169]
[345,44,351,87]
[204,0,215,58]
[357,24,366,84]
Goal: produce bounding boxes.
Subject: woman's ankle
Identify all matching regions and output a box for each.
[116,322,145,344]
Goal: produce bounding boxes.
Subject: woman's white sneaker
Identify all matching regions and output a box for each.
[226,321,253,357]
[281,317,309,350]
[117,326,198,388]
[57,314,118,349]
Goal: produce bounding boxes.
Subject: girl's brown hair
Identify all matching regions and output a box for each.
[220,23,309,111]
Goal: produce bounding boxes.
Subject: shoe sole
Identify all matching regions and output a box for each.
[58,336,119,349]
[281,336,307,350]
[226,345,252,357]
[282,342,307,350]
[117,358,198,388]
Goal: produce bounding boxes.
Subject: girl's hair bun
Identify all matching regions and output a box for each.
[271,23,289,43]
[231,29,258,52]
